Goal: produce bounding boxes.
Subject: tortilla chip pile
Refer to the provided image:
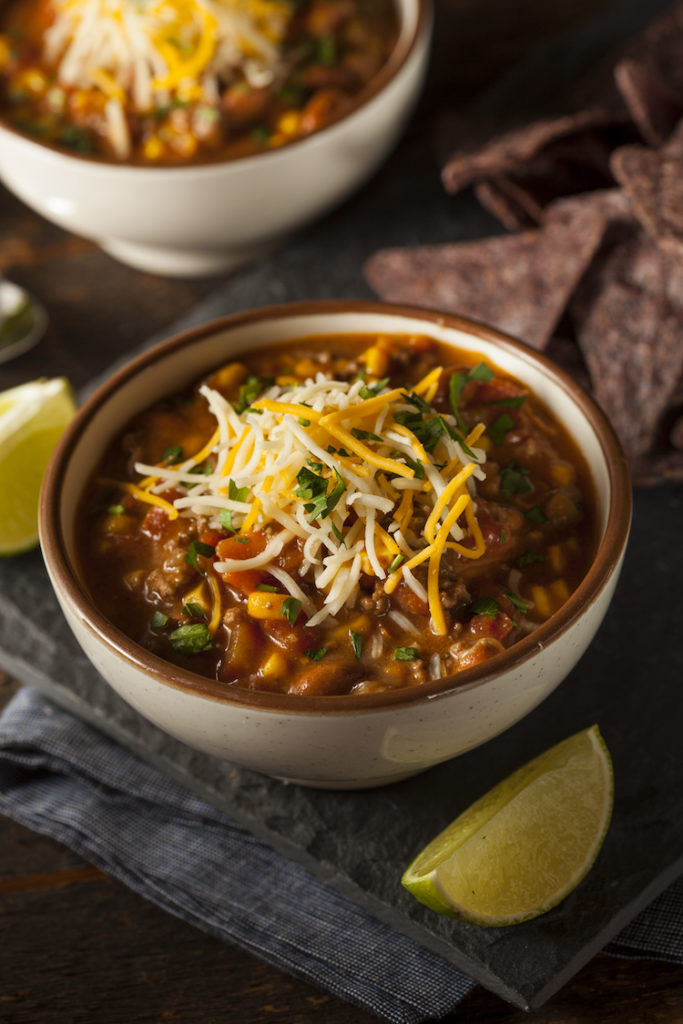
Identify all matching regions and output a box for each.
[365,4,683,486]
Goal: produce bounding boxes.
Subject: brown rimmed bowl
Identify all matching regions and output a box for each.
[39,301,632,788]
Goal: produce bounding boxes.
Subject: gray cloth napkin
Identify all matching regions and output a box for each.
[0,686,681,1024]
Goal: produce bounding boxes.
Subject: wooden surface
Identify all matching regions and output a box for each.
[1,1,682,1020]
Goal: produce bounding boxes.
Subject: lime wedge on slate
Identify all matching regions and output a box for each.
[402,725,613,926]
[0,377,76,556]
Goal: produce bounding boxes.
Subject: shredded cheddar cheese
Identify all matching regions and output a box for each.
[129,367,489,633]
[43,0,297,157]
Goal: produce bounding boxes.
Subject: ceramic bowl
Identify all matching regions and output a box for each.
[0,0,431,278]
[39,301,632,789]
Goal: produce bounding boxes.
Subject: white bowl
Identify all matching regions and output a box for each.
[0,0,431,278]
[39,301,632,788]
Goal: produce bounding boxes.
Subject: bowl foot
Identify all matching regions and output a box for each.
[100,237,278,277]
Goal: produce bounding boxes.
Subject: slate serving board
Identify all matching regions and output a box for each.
[1,0,682,1008]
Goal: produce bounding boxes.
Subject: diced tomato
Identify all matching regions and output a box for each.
[466,378,524,406]
[224,568,266,595]
[457,638,502,671]
[216,531,267,561]
[217,532,268,592]
[200,528,223,549]
[469,610,515,643]
[476,505,524,554]
[141,505,174,540]
[393,583,428,617]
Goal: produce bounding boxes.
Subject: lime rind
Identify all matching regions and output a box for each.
[0,377,76,556]
[402,725,613,926]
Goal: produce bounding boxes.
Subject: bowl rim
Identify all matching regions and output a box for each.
[40,299,633,715]
[0,0,431,174]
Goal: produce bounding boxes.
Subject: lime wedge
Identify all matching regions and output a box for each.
[402,725,613,925]
[0,377,76,556]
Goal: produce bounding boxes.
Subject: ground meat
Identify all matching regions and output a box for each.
[360,580,390,615]
[144,541,195,603]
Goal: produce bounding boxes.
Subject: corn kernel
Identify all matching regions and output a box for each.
[142,136,164,161]
[277,110,302,137]
[294,357,318,378]
[276,375,299,387]
[477,435,492,453]
[210,362,248,393]
[547,543,566,573]
[530,584,552,619]
[551,462,575,486]
[262,651,287,678]
[550,579,570,606]
[361,345,389,378]
[247,591,288,619]
[348,613,371,634]
[16,67,48,96]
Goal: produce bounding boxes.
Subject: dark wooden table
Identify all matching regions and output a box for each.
[1,2,682,1020]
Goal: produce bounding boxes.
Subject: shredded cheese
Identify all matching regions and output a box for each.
[124,366,488,633]
[43,0,297,156]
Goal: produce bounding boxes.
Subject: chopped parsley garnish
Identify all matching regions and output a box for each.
[235,374,272,413]
[182,602,206,619]
[350,630,363,659]
[282,596,301,626]
[298,417,311,426]
[219,508,235,533]
[403,390,432,414]
[488,413,516,446]
[228,479,249,502]
[359,377,390,399]
[394,646,419,661]
[525,506,548,524]
[184,539,215,575]
[499,529,508,545]
[151,611,169,629]
[330,522,345,545]
[256,584,279,593]
[471,597,499,617]
[449,362,494,429]
[485,394,527,409]
[500,462,532,500]
[506,592,528,613]
[295,466,345,523]
[516,550,544,568]
[315,34,336,66]
[388,553,404,573]
[304,646,329,661]
[107,504,125,516]
[169,623,213,655]
[351,427,383,442]
[161,445,183,465]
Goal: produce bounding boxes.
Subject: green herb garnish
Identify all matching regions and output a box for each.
[388,553,404,573]
[184,539,215,575]
[169,623,213,655]
[350,630,363,659]
[282,596,302,626]
[182,602,206,619]
[525,506,548,524]
[304,646,329,661]
[228,479,249,503]
[151,611,169,629]
[394,647,419,661]
[161,445,183,465]
[500,462,532,500]
[256,584,279,593]
[488,413,516,446]
[351,428,383,442]
[516,551,544,568]
[505,592,528,613]
[219,508,235,533]
[235,374,272,413]
[107,504,125,516]
[359,377,390,399]
[471,597,499,617]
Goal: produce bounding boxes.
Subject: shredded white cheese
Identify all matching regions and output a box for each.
[132,367,488,634]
